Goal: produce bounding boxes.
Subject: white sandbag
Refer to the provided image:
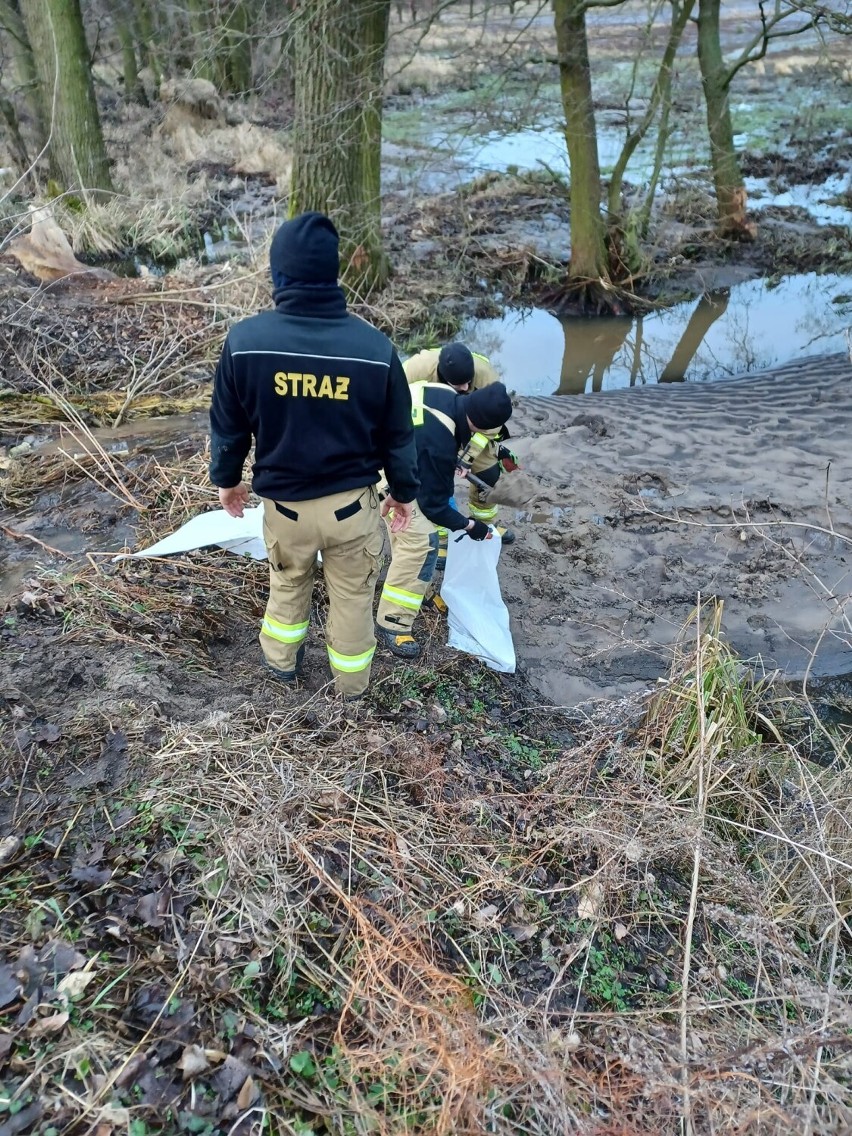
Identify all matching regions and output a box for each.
[440,529,516,673]
[115,506,268,561]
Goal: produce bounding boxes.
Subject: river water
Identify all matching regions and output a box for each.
[463,272,852,396]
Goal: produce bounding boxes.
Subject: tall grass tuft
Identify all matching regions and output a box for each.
[644,597,852,934]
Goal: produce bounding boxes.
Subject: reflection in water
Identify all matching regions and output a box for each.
[558,316,633,395]
[463,272,852,396]
[658,290,730,383]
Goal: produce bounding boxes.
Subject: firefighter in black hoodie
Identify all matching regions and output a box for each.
[376,380,513,658]
[209,211,419,698]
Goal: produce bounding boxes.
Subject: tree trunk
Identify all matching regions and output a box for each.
[697,0,753,237]
[219,1,252,95]
[0,90,32,169]
[607,0,694,222]
[289,0,391,293]
[115,3,147,104]
[186,0,215,82]
[132,0,162,91]
[0,0,46,152]
[19,0,113,193]
[553,0,612,307]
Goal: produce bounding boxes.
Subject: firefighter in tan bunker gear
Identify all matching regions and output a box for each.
[402,344,518,567]
[375,381,514,658]
[209,212,419,698]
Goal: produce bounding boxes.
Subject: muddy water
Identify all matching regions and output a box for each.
[397,118,851,228]
[463,272,852,396]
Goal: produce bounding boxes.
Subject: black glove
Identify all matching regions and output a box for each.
[466,519,490,541]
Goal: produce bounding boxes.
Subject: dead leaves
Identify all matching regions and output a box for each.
[56,968,97,1002]
[29,1010,70,1035]
[179,1044,211,1080]
[135,887,171,929]
[0,836,22,866]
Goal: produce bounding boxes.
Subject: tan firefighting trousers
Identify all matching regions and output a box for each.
[260,486,384,697]
[376,500,439,633]
[466,448,499,524]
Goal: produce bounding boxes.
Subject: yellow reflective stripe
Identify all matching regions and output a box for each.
[261,616,309,643]
[468,503,498,520]
[381,584,424,610]
[411,382,425,426]
[471,351,490,363]
[327,645,375,672]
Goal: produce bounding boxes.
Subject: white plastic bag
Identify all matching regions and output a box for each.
[440,529,516,673]
[115,506,268,562]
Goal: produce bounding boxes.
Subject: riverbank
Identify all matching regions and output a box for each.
[2,351,851,1133]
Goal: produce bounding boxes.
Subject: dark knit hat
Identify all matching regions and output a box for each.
[437,343,475,387]
[465,382,513,431]
[269,211,340,288]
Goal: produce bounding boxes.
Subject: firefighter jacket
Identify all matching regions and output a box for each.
[209,285,419,504]
[411,383,476,533]
[404,347,502,470]
[403,347,498,390]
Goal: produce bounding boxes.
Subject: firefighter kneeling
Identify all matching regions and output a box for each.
[403,342,518,567]
[375,381,513,658]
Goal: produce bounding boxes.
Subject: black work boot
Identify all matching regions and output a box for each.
[497,526,516,545]
[375,623,422,659]
[265,643,305,684]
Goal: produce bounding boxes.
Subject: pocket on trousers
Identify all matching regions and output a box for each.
[263,517,286,573]
[418,531,439,582]
[362,511,385,588]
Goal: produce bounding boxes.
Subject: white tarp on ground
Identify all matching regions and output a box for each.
[115,506,268,561]
[440,529,516,673]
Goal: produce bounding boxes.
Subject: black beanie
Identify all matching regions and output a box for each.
[465,382,513,431]
[269,211,340,288]
[437,343,475,387]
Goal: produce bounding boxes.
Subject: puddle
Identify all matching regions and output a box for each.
[384,112,699,194]
[26,412,210,459]
[746,173,852,227]
[425,110,706,184]
[0,522,135,605]
[1,414,210,603]
[462,272,852,395]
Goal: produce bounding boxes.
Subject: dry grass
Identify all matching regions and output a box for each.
[2,593,850,1133]
[53,197,198,261]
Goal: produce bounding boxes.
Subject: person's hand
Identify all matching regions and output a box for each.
[497,445,520,473]
[466,519,491,541]
[382,496,413,534]
[219,483,250,518]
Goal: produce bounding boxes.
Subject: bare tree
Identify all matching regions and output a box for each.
[19,0,113,192]
[553,0,614,309]
[697,0,820,236]
[289,0,392,292]
[0,0,45,167]
[607,0,696,248]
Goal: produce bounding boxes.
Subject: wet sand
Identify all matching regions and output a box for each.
[487,353,852,705]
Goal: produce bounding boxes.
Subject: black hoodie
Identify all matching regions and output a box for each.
[209,213,419,504]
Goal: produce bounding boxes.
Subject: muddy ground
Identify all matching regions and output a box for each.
[2,347,850,723]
